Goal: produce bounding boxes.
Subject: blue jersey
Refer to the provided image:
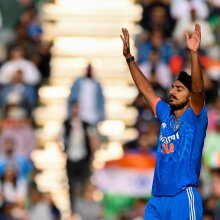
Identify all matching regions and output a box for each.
[152,99,208,196]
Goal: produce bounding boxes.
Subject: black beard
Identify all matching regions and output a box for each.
[169,100,188,111]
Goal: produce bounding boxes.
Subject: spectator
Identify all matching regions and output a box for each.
[208,0,220,39]
[139,47,172,98]
[0,69,38,112]
[19,6,42,42]
[74,183,103,220]
[137,28,174,64]
[63,102,98,211]
[0,46,41,86]
[173,8,215,48]
[0,165,27,204]
[43,192,61,220]
[171,0,209,22]
[203,168,220,220]
[0,107,36,158]
[0,136,33,179]
[37,41,52,81]
[203,117,220,167]
[0,202,16,220]
[140,1,175,37]
[211,168,220,219]
[0,0,23,45]
[131,132,158,155]
[131,92,154,134]
[28,188,53,220]
[208,96,220,131]
[68,63,105,125]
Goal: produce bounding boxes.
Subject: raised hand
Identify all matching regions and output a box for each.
[185,24,201,53]
[120,28,132,58]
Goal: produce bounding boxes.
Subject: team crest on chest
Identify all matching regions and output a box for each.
[174,121,181,132]
[162,123,167,129]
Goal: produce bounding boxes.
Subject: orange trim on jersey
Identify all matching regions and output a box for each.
[153,97,161,118]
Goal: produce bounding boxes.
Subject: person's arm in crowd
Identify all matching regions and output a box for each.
[185,24,204,114]
[120,28,159,111]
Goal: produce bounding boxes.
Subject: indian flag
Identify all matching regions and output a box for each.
[94,152,156,197]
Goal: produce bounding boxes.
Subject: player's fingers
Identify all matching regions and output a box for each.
[125,28,129,37]
[124,28,128,40]
[195,23,201,31]
[185,32,190,40]
[122,28,126,37]
[194,31,200,40]
[195,24,201,36]
[120,35,125,43]
[125,29,130,45]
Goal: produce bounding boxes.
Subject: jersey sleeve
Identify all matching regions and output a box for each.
[190,104,208,128]
[153,98,170,122]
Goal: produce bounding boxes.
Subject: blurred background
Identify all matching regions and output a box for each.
[0,0,220,219]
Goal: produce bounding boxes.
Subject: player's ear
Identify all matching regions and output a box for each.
[189,95,191,102]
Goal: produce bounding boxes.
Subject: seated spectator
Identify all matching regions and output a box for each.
[124,123,159,156]
[43,192,61,220]
[0,69,38,112]
[0,136,33,179]
[140,1,175,37]
[0,107,36,158]
[171,0,209,22]
[208,0,220,39]
[137,28,174,64]
[211,168,220,219]
[173,9,215,49]
[139,47,172,99]
[28,187,53,220]
[74,183,103,220]
[0,0,23,46]
[0,202,16,220]
[131,92,154,134]
[19,6,42,42]
[203,168,220,220]
[0,46,41,86]
[203,117,220,167]
[0,165,27,204]
[208,97,220,131]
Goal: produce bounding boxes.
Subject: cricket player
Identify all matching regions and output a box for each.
[120,24,207,219]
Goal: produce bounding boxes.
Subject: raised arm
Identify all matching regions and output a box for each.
[120,28,158,111]
[185,24,204,114]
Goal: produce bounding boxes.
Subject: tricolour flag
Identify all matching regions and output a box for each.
[95,152,156,197]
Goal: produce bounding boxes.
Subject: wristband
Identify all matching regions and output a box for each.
[126,56,135,63]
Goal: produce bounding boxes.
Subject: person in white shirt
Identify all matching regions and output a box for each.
[63,102,97,212]
[0,165,27,205]
[173,8,215,48]
[139,47,172,99]
[0,46,41,85]
[171,0,209,22]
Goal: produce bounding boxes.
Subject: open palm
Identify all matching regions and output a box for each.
[120,28,131,58]
[185,24,201,53]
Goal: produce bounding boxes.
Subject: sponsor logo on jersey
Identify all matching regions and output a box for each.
[160,132,180,144]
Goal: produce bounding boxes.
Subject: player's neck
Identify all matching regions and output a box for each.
[173,103,190,120]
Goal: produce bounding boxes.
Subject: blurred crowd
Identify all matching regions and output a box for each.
[1,0,220,220]
[0,0,58,219]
